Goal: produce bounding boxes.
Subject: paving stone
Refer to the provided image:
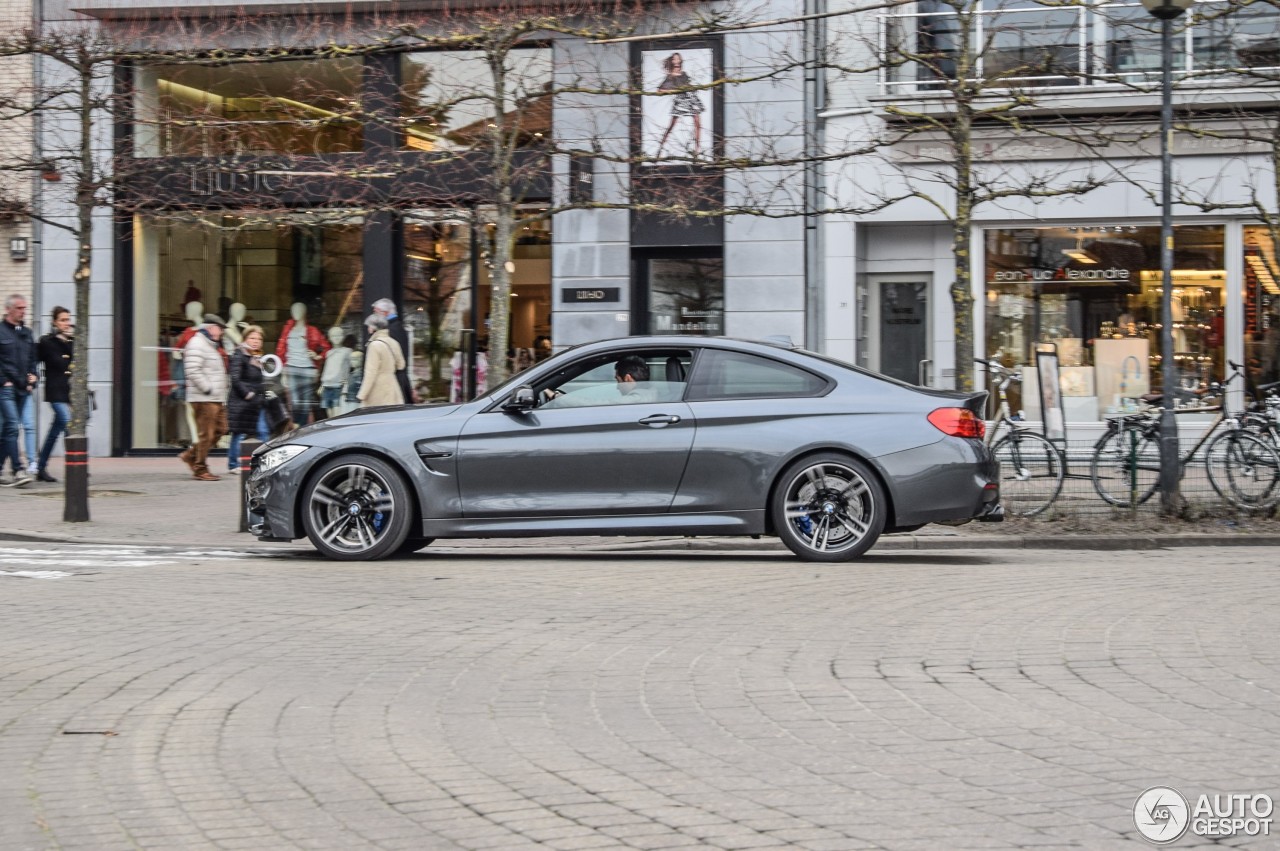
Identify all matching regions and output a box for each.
[2,545,1278,851]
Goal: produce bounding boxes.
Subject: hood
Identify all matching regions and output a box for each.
[268,402,463,447]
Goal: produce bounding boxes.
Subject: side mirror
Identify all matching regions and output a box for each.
[503,385,536,413]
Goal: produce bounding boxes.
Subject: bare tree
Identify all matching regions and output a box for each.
[789,0,1128,391]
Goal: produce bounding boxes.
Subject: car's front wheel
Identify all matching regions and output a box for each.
[302,454,414,561]
[772,454,885,562]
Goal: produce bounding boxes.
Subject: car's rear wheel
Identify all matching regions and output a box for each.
[302,455,413,561]
[772,454,885,562]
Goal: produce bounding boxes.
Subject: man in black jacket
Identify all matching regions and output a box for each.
[35,306,74,483]
[372,298,415,404]
[0,294,38,487]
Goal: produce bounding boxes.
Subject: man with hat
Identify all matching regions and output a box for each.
[179,313,229,481]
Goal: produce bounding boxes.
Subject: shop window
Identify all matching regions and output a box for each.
[134,57,363,157]
[1244,226,1280,385]
[399,48,552,152]
[637,254,724,336]
[983,225,1225,421]
[131,214,363,450]
[401,211,552,402]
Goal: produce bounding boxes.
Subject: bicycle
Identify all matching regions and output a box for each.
[978,359,1066,517]
[1089,361,1280,510]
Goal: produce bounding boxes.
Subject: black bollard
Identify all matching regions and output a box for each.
[237,438,262,533]
[63,434,90,522]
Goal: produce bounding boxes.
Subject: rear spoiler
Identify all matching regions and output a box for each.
[961,391,988,417]
[913,385,988,416]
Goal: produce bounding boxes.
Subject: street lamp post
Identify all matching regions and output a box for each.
[1141,0,1193,514]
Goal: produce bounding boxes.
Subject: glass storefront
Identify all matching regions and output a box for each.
[132,214,364,449]
[130,209,552,444]
[399,212,552,400]
[1244,225,1280,385]
[984,224,1225,420]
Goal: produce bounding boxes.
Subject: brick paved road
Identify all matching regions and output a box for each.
[1,544,1277,850]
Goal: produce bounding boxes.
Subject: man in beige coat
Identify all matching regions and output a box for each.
[180,314,230,481]
[358,314,406,407]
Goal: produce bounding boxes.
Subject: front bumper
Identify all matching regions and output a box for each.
[245,448,327,541]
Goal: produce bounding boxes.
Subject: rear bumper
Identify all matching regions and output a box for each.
[880,438,1001,527]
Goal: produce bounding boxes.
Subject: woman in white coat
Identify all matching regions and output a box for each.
[357,314,406,408]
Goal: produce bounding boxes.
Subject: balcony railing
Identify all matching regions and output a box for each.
[879,0,1280,94]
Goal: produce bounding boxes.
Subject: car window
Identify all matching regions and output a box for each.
[686,349,829,400]
[532,349,693,409]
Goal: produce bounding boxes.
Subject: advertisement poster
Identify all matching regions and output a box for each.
[640,48,713,163]
[1036,350,1065,440]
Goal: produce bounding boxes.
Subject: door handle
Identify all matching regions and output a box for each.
[638,414,681,427]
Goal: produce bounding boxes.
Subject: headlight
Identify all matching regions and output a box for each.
[257,444,309,475]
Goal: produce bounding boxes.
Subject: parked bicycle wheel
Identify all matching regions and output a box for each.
[1205,430,1280,510]
[991,431,1065,517]
[1091,424,1160,507]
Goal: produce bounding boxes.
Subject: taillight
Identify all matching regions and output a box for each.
[928,407,985,439]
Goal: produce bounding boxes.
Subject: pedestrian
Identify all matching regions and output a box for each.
[35,305,74,483]
[357,314,405,408]
[371,298,415,404]
[0,294,37,488]
[19,386,37,479]
[227,325,269,476]
[178,314,229,481]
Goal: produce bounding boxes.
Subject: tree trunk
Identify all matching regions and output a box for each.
[64,60,93,523]
[488,192,514,386]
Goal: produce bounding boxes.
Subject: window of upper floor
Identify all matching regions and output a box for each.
[133,56,363,157]
[399,47,552,152]
[878,0,1280,95]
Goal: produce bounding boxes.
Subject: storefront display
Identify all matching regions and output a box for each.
[984,224,1225,421]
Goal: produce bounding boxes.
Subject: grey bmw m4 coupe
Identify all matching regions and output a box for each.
[246,336,1002,561]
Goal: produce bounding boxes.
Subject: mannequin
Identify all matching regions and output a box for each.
[172,300,203,447]
[275,301,331,426]
[223,302,247,351]
[320,326,354,417]
[345,348,364,414]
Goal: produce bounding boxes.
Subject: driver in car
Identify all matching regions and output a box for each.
[542,355,659,408]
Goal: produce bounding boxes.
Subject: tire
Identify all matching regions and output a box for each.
[302,454,414,561]
[771,454,885,562]
[1205,430,1280,510]
[1090,425,1160,507]
[395,536,436,555]
[991,432,1065,517]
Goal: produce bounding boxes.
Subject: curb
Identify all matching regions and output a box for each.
[4,529,1280,553]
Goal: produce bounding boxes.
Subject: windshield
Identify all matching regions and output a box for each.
[477,343,583,400]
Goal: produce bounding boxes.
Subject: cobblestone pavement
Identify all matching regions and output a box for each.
[1,544,1277,850]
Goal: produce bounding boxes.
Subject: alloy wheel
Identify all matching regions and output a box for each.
[307,463,398,555]
[782,462,875,554]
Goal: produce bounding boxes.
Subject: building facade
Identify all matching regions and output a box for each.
[820,0,1280,432]
[31,0,812,455]
[0,0,33,306]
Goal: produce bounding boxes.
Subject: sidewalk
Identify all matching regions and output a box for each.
[3,457,1279,552]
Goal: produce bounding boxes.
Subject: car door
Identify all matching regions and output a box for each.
[673,348,834,513]
[456,350,695,517]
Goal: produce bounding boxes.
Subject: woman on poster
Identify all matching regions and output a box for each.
[655,53,705,159]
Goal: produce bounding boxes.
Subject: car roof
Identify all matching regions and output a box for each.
[566,335,856,374]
